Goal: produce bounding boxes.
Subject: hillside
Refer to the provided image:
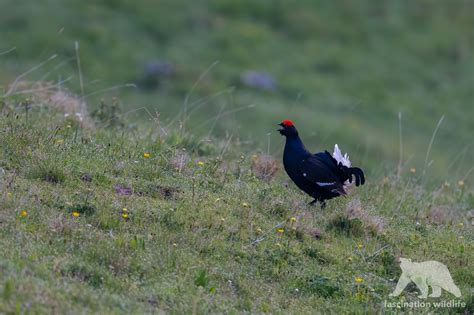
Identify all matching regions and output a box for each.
[0,94,472,313]
[1,0,473,181]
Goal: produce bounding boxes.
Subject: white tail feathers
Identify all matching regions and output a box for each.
[333,144,351,167]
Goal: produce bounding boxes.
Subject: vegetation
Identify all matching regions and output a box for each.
[0,96,472,313]
[0,1,473,313]
[1,0,473,181]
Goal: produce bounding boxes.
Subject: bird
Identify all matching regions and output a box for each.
[278,119,365,207]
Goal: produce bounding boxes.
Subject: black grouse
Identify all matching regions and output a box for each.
[278,119,365,206]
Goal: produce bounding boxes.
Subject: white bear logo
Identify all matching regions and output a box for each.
[389,258,461,299]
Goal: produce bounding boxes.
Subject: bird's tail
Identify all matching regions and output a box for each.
[333,144,351,167]
[337,163,366,186]
[332,144,365,186]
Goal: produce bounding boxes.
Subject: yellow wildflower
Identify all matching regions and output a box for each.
[56,139,64,144]
[220,217,225,222]
[122,213,129,219]
[72,211,80,218]
[347,256,353,262]
[197,161,204,166]
[143,152,151,158]
[256,227,262,234]
[20,210,28,218]
[458,222,464,228]
[290,217,297,223]
[355,277,363,283]
[122,207,128,212]
[357,244,363,249]
[277,228,285,233]
[242,202,250,208]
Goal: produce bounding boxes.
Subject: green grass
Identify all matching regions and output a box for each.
[0,1,473,313]
[0,0,473,181]
[0,98,472,314]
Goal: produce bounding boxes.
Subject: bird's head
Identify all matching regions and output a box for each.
[278,119,298,137]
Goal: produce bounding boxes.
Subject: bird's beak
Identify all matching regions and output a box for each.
[277,123,284,133]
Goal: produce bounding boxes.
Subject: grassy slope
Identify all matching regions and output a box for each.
[0,101,472,314]
[1,0,473,181]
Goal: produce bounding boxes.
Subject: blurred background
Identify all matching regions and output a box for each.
[1,0,473,182]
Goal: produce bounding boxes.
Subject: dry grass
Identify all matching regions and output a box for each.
[251,154,279,182]
[345,197,385,235]
[170,149,190,173]
[6,81,93,128]
[426,205,457,225]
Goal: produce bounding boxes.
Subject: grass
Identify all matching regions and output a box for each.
[0,1,473,313]
[0,95,472,314]
[0,0,473,181]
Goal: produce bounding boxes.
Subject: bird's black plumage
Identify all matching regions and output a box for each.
[278,120,365,206]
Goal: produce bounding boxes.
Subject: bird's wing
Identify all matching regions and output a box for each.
[314,150,365,186]
[314,151,346,177]
[299,155,346,195]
